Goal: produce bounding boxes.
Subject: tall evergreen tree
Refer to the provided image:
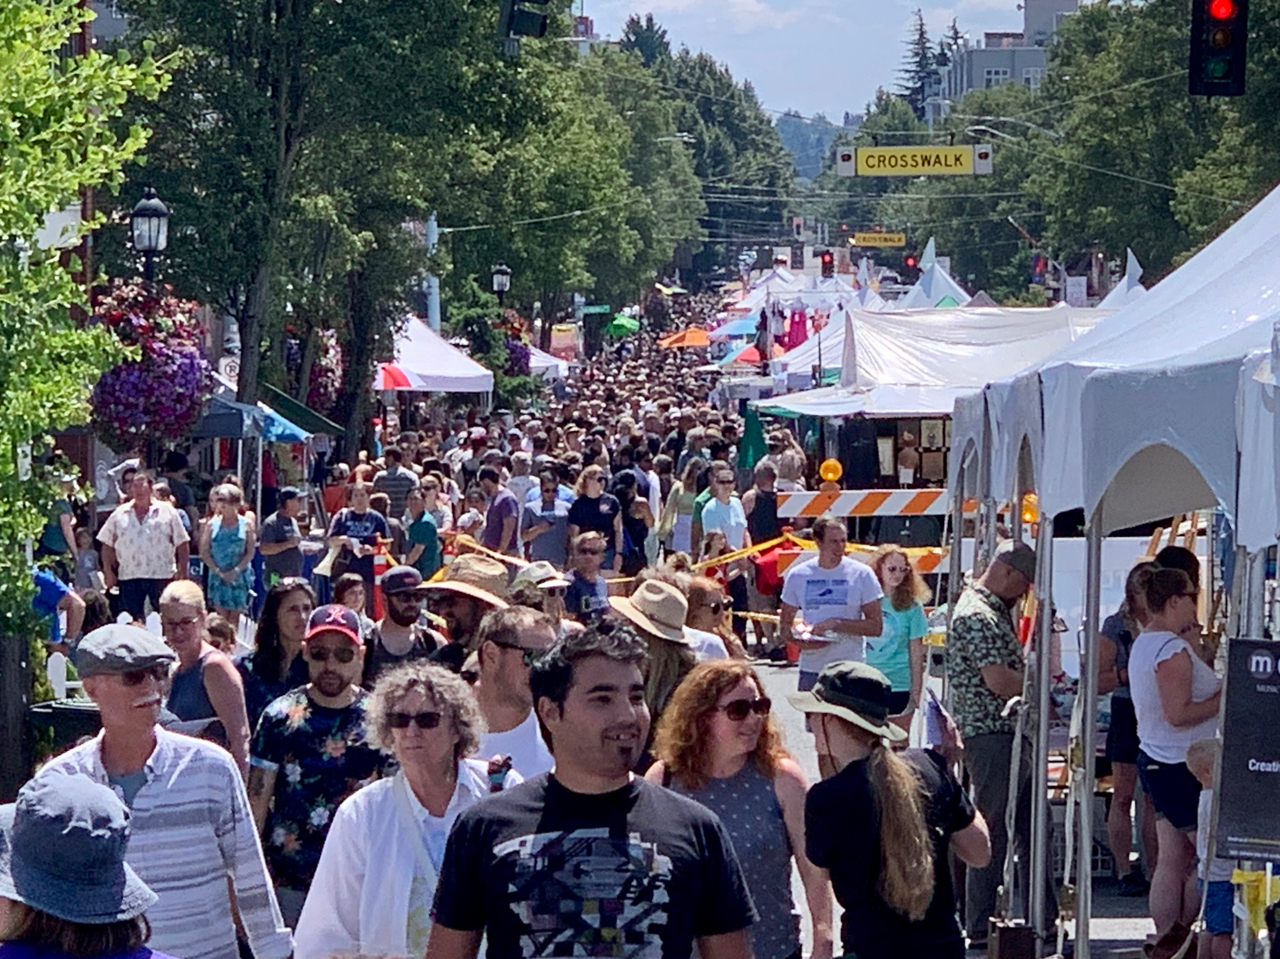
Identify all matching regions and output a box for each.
[620,14,671,67]
[896,9,934,119]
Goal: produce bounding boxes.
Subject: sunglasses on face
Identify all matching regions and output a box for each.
[307,645,357,664]
[578,547,603,556]
[718,697,771,721]
[491,640,542,667]
[387,711,443,730]
[121,664,170,686]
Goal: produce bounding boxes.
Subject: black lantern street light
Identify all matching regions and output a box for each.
[130,187,170,283]
[491,261,512,307]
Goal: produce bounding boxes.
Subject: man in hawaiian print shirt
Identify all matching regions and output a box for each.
[249,604,383,925]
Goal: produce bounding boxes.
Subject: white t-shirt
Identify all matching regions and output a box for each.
[1129,629,1220,764]
[700,497,748,551]
[683,626,729,661]
[477,710,554,780]
[781,555,883,677]
[1197,789,1234,882]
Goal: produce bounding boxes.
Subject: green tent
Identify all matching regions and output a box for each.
[604,314,640,337]
[737,406,768,470]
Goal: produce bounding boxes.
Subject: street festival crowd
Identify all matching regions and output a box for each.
[3,309,1239,959]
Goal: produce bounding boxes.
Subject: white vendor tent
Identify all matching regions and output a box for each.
[895,262,971,309]
[756,305,1105,417]
[771,304,1105,392]
[1097,248,1146,309]
[375,315,494,394]
[980,181,1280,523]
[529,346,568,381]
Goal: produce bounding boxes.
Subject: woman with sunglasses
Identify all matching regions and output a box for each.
[567,465,624,574]
[646,660,834,959]
[1128,566,1222,936]
[866,545,931,735]
[293,662,519,959]
[158,580,251,776]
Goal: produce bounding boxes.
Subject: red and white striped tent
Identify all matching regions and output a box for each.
[374,315,494,395]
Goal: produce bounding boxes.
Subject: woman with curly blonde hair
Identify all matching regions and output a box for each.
[645,660,833,959]
[866,544,932,732]
[293,662,520,959]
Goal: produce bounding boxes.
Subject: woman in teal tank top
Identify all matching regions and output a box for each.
[866,545,930,735]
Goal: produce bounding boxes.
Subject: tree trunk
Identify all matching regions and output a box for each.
[236,257,272,406]
[338,268,378,454]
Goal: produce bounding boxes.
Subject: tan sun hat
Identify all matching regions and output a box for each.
[512,560,571,590]
[422,554,510,609]
[609,580,689,645]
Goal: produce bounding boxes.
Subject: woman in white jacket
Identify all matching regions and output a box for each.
[293,662,520,959]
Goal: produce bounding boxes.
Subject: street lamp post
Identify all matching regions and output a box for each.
[491,261,512,307]
[130,187,170,283]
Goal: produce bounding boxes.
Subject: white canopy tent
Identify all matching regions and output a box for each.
[375,315,494,395]
[895,262,972,309]
[771,304,1106,394]
[1097,248,1146,309]
[981,182,1280,520]
[529,345,568,381]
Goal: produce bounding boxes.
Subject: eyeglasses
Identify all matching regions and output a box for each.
[161,615,201,633]
[578,547,604,556]
[306,645,357,664]
[120,664,170,686]
[387,711,443,730]
[542,586,567,597]
[490,641,542,667]
[718,697,771,721]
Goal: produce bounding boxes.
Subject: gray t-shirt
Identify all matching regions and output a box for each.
[520,498,571,567]
[259,510,303,578]
[373,466,419,520]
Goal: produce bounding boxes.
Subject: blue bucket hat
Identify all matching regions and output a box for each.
[0,773,157,924]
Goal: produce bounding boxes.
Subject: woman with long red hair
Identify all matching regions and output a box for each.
[867,544,931,733]
[645,660,833,959]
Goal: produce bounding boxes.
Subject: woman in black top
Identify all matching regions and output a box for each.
[567,464,623,574]
[790,661,992,959]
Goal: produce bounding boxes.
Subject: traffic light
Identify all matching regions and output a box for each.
[819,249,835,278]
[497,0,549,41]
[904,253,918,270]
[1190,0,1248,96]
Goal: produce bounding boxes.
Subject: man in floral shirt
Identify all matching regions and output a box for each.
[946,540,1055,947]
[249,604,383,925]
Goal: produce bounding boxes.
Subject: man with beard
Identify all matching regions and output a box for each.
[426,622,757,959]
[474,606,557,778]
[362,565,445,687]
[248,605,383,926]
[421,554,510,671]
[41,624,291,959]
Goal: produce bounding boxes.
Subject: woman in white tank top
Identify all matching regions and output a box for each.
[1128,566,1221,937]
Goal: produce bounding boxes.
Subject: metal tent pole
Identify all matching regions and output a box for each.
[1076,512,1103,958]
[1030,521,1054,942]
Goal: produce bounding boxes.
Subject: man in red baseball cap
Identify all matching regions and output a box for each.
[247,604,383,926]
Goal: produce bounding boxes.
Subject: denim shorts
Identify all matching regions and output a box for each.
[1136,749,1201,832]
[1203,879,1234,936]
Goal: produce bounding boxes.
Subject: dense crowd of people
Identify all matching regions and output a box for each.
[4,321,1237,959]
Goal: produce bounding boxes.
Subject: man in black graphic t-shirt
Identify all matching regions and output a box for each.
[428,622,756,959]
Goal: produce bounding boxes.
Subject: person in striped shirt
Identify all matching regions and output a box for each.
[39,623,292,959]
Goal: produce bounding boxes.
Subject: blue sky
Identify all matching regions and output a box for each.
[581,0,1025,122]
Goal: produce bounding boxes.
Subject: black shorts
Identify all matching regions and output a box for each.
[1106,696,1141,765]
[1136,749,1201,832]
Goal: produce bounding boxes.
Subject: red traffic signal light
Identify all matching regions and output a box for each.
[904,254,918,269]
[819,249,835,278]
[1190,0,1247,95]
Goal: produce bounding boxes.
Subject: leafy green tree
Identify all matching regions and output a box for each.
[110,0,548,408]
[0,0,165,785]
[654,47,795,283]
